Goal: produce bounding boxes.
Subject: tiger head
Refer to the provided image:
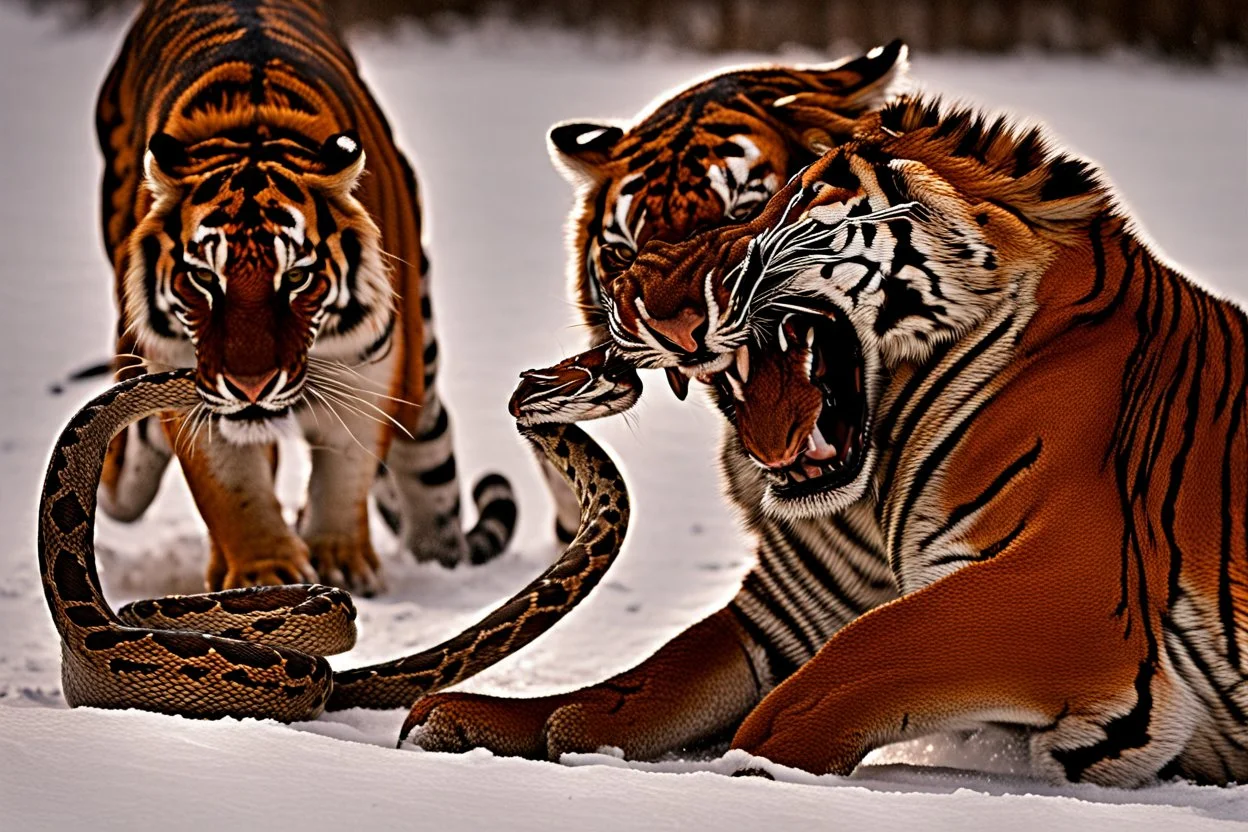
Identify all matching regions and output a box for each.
[123,128,392,444]
[613,96,1086,520]
[548,41,910,347]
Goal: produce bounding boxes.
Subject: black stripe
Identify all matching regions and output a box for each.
[1052,658,1158,781]
[880,313,1015,505]
[416,403,449,441]
[1219,385,1244,669]
[1165,617,1248,728]
[418,456,457,487]
[773,525,869,621]
[139,235,175,339]
[727,600,799,682]
[755,532,829,649]
[811,516,894,592]
[738,568,818,664]
[1212,299,1234,420]
[919,437,1041,552]
[891,378,1001,574]
[1162,281,1205,608]
[1074,213,1108,306]
[926,518,1026,569]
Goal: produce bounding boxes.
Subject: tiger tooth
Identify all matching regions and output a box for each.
[735,345,750,384]
[726,373,745,402]
[778,318,790,353]
[806,426,838,461]
[666,367,690,401]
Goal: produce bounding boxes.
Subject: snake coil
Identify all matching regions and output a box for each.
[40,369,629,723]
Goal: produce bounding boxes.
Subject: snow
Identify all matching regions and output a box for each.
[1,5,1246,828]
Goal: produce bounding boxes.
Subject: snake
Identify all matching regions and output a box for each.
[40,369,630,721]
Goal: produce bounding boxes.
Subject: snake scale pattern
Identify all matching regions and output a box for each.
[40,369,630,722]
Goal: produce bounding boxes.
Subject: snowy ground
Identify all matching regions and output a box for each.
[1,4,1246,829]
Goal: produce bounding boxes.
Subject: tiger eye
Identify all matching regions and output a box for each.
[598,243,636,276]
[283,268,311,290]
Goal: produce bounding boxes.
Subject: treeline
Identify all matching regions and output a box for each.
[19,0,1247,62]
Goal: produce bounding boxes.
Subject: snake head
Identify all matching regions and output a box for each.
[509,342,642,426]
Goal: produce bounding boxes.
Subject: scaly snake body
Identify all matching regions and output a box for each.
[40,369,629,721]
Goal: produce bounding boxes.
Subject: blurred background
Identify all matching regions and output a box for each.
[13,0,1248,60]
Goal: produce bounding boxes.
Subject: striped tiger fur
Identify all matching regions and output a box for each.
[95,0,517,593]
[431,93,1248,786]
[404,46,912,762]
[534,40,909,549]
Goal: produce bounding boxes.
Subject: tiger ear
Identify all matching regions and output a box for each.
[548,121,624,184]
[769,40,911,151]
[143,132,188,202]
[312,131,366,194]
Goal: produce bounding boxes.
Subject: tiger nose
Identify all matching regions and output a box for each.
[222,368,280,403]
[646,308,706,354]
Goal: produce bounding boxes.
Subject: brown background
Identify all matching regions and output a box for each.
[15,0,1248,62]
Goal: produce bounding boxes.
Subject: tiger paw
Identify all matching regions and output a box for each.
[209,536,318,590]
[306,533,383,596]
[401,691,568,759]
[401,687,649,761]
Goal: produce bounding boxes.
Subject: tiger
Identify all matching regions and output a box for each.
[411,93,1248,787]
[405,44,910,762]
[534,39,911,542]
[94,0,517,594]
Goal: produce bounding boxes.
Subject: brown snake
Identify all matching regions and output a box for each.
[40,369,629,721]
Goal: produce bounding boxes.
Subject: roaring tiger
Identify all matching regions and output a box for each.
[532,40,910,541]
[413,94,1248,787]
[95,0,516,594]
[409,43,909,761]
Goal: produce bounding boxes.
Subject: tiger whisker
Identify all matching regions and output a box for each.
[118,318,144,346]
[314,387,402,437]
[185,406,212,458]
[379,248,418,270]
[305,388,385,467]
[620,407,641,439]
[306,362,421,410]
[306,375,413,440]
[173,403,204,457]
[305,368,417,413]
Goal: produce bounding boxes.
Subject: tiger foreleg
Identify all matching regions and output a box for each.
[403,607,765,760]
[98,415,173,522]
[298,387,388,596]
[729,551,1186,787]
[164,415,316,591]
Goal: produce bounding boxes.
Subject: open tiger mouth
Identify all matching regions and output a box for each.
[766,308,869,496]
